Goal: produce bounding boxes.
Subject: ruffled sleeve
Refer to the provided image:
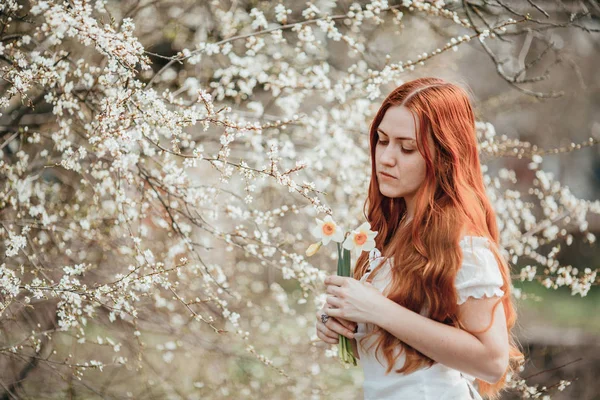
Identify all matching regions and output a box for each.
[455,236,505,305]
[367,247,382,272]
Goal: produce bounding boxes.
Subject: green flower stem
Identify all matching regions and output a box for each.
[336,242,358,366]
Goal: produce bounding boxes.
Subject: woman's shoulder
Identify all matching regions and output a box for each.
[457,223,494,252]
[459,235,491,250]
[455,234,504,304]
[457,233,498,271]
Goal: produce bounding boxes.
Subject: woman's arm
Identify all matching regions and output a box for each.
[372,296,508,383]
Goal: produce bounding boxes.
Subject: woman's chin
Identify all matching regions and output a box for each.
[379,187,403,198]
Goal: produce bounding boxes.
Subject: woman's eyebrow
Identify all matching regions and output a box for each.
[377,128,415,142]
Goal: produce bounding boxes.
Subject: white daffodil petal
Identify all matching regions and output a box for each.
[332,229,345,243]
[343,237,354,250]
[322,235,332,245]
[311,225,323,239]
[357,222,371,231]
[363,240,376,251]
[367,231,378,239]
[354,246,363,257]
[324,215,335,224]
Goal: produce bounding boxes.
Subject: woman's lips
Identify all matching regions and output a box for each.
[379,172,397,179]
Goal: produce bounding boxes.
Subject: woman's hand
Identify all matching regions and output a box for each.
[324,275,387,324]
[315,307,357,345]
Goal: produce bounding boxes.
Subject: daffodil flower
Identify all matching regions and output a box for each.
[307,217,378,367]
[343,222,378,257]
[310,215,344,245]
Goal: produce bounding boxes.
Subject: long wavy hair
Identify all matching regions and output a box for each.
[353,77,524,399]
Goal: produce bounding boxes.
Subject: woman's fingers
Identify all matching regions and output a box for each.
[336,317,358,333]
[316,321,338,344]
[320,307,357,333]
[317,331,338,344]
[330,318,356,339]
[315,310,355,340]
[316,310,338,341]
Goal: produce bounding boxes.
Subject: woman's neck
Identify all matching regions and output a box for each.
[400,214,413,228]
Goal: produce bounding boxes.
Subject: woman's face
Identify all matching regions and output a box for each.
[375,105,432,200]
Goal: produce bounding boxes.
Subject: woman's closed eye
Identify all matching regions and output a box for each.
[377,140,414,153]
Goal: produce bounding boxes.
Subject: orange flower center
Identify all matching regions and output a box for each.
[354,232,367,246]
[322,223,335,236]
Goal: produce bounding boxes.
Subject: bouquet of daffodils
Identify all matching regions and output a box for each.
[306,215,378,366]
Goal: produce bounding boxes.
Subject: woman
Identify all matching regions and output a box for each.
[315,77,524,399]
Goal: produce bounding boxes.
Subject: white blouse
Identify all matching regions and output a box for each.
[354,236,505,400]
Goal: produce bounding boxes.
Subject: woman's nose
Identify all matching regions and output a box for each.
[380,146,396,166]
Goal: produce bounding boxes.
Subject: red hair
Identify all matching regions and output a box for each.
[353,77,524,399]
